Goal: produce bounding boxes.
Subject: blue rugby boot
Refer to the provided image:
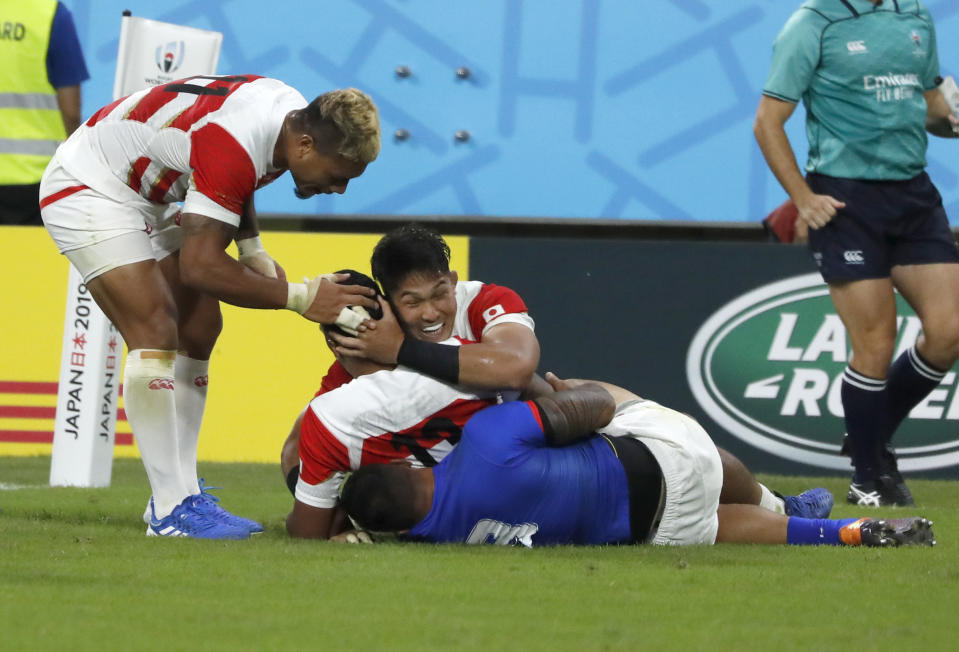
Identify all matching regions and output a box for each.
[192,479,264,534]
[146,496,250,539]
[782,487,834,519]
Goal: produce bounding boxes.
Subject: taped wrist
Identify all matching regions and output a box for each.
[396,337,459,384]
[236,235,265,257]
[286,282,309,313]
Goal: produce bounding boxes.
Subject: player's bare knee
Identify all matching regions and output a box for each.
[850,343,895,377]
[921,316,959,366]
[178,314,222,359]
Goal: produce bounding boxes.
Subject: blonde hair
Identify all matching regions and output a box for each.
[313,88,381,164]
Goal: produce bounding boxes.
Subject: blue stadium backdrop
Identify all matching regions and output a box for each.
[65,0,959,223]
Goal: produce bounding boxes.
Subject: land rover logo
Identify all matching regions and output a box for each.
[686,273,959,471]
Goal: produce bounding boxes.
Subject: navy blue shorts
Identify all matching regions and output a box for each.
[806,172,959,283]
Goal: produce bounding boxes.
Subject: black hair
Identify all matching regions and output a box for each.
[339,464,420,532]
[370,224,451,296]
[321,269,384,337]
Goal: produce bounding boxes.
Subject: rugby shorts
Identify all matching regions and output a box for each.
[806,172,959,283]
[39,153,183,282]
[598,399,722,546]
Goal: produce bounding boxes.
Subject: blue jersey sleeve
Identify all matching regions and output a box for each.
[46,2,90,88]
[763,8,825,103]
[460,401,546,465]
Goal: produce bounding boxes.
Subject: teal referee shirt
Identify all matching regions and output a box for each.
[763,0,940,180]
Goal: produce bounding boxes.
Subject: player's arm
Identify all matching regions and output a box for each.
[924,87,959,138]
[177,213,376,322]
[55,85,82,134]
[234,196,286,280]
[533,383,615,447]
[519,373,556,399]
[753,95,845,230]
[543,373,641,406]
[331,299,539,390]
[286,500,336,539]
[179,212,290,307]
[453,321,539,390]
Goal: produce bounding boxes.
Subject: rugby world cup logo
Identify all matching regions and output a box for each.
[155,41,185,74]
[686,273,959,471]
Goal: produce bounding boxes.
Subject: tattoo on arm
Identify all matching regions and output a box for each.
[534,384,615,447]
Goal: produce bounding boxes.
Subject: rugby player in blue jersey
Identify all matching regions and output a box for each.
[340,376,935,548]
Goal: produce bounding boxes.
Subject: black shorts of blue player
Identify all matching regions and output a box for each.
[806,172,959,283]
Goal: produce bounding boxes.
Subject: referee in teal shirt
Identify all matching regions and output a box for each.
[754,0,959,507]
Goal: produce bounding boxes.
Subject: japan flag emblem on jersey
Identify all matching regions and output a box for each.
[482,305,505,323]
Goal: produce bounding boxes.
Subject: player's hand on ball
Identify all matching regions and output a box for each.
[329,297,405,364]
[330,530,373,544]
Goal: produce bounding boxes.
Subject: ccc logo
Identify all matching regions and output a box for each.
[843,250,865,264]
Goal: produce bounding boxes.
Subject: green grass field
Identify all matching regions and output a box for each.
[2,456,956,651]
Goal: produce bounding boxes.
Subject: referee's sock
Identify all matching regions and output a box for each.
[883,345,947,447]
[175,354,209,496]
[124,349,188,518]
[841,367,888,483]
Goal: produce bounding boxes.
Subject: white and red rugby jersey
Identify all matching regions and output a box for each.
[316,280,536,395]
[452,279,534,341]
[54,75,305,227]
[295,340,501,509]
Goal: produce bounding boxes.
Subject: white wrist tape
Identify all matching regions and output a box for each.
[237,236,278,278]
[236,235,265,257]
[286,274,338,315]
[333,306,372,336]
[286,282,309,314]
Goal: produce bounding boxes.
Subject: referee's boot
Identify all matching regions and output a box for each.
[841,435,914,507]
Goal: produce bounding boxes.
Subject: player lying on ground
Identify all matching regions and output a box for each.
[283,275,835,539]
[282,223,540,535]
[39,75,380,539]
[282,269,525,539]
[340,376,936,547]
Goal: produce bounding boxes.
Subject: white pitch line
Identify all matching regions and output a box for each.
[0,482,47,490]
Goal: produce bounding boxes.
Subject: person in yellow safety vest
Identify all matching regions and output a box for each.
[0,0,88,225]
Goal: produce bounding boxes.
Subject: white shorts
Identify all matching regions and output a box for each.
[39,153,184,282]
[599,399,723,546]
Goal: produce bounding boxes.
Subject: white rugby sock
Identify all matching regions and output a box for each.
[758,483,786,515]
[175,354,209,496]
[123,349,188,518]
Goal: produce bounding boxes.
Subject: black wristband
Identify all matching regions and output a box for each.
[396,337,460,384]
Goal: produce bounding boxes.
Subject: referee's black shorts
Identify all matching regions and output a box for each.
[806,172,959,283]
